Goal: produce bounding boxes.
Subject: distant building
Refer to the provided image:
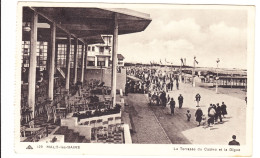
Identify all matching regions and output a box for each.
[86,35,112,68]
[117,54,125,67]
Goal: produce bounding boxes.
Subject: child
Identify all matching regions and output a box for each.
[201,114,207,128]
[186,110,191,121]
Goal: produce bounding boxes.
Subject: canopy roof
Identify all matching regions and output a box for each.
[23,7,152,44]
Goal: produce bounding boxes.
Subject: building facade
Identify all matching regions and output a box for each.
[86,35,112,68]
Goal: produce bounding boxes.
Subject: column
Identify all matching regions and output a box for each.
[65,35,71,91]
[105,57,109,67]
[28,11,38,118]
[192,58,195,87]
[73,38,78,84]
[54,41,58,74]
[80,44,85,83]
[46,41,51,75]
[94,56,97,67]
[85,45,88,69]
[48,22,56,101]
[111,13,118,107]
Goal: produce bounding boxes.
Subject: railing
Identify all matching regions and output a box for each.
[57,67,66,79]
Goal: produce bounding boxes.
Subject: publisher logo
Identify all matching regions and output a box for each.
[26,145,33,149]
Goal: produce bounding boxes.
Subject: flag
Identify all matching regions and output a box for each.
[194,56,199,64]
[180,58,184,66]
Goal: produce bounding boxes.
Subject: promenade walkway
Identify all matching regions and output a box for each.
[124,94,171,144]
[124,82,247,145]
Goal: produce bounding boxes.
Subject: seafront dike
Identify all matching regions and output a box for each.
[124,82,246,145]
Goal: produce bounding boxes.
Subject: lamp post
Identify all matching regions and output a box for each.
[216,58,220,93]
[180,58,183,83]
[100,62,105,83]
[192,56,197,87]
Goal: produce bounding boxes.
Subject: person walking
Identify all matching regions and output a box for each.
[208,104,216,127]
[195,93,201,107]
[186,110,191,121]
[169,98,175,116]
[170,81,173,91]
[221,102,227,118]
[195,107,203,126]
[176,80,179,90]
[215,103,223,123]
[178,94,184,108]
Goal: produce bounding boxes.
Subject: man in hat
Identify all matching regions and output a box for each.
[195,93,201,107]
[178,94,184,108]
[169,98,175,116]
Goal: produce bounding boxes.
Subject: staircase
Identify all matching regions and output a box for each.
[54,126,90,143]
[57,67,66,79]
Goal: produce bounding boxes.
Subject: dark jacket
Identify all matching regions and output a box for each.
[195,94,201,101]
[170,100,175,109]
[178,96,183,103]
[228,140,240,146]
[195,109,203,122]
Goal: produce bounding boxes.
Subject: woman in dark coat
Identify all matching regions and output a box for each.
[221,102,227,118]
[195,108,203,126]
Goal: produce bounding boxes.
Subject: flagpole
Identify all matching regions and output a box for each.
[216,58,220,93]
[180,58,182,83]
[192,56,196,87]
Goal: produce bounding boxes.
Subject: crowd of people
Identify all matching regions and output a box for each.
[126,66,231,131]
[125,67,182,106]
[191,102,228,130]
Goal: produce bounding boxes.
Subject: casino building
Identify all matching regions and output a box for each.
[19,6,151,143]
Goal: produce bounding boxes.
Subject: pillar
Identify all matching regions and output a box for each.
[192,59,196,87]
[28,11,38,118]
[94,56,97,67]
[65,34,71,91]
[85,45,88,69]
[54,41,58,74]
[105,57,109,67]
[48,22,56,101]
[73,39,78,84]
[111,13,118,107]
[80,44,85,83]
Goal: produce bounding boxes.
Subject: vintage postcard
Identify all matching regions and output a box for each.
[14,2,255,156]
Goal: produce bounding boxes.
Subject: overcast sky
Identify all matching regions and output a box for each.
[118,8,247,69]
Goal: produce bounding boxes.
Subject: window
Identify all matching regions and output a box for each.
[88,46,91,51]
[99,47,104,54]
[87,57,95,66]
[70,45,74,68]
[97,61,105,66]
[37,41,48,70]
[92,46,95,52]
[77,45,83,68]
[87,61,95,66]
[22,41,30,68]
[57,44,67,68]
[21,41,48,70]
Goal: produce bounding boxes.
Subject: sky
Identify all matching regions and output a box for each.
[118,8,248,69]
